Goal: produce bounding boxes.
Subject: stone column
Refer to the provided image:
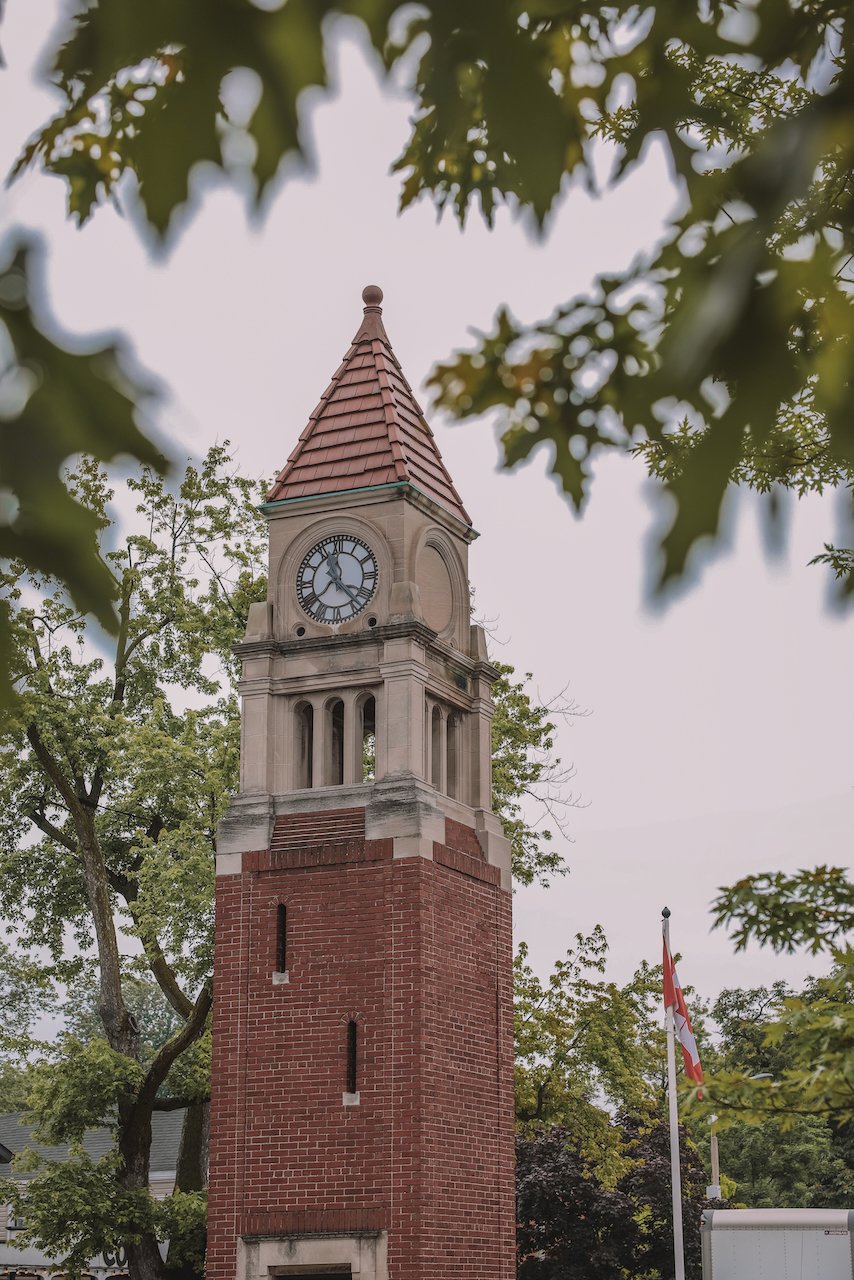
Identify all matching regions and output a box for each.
[239,691,271,792]
[469,677,493,811]
[311,696,325,789]
[343,690,362,786]
[437,705,447,795]
[379,637,428,778]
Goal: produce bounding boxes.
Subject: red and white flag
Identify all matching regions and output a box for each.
[663,937,703,1092]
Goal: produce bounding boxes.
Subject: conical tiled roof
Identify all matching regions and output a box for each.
[267,286,471,525]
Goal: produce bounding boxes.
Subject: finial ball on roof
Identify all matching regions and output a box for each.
[362,284,383,307]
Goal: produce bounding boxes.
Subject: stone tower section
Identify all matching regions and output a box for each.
[206,287,516,1280]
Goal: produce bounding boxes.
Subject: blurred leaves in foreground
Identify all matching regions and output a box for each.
[11,0,854,593]
[0,237,166,706]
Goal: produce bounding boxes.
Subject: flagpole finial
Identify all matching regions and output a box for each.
[662,906,671,918]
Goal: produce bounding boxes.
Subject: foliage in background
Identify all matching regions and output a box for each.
[516,1119,710,1280]
[0,446,267,1280]
[687,977,854,1208]
[490,663,585,886]
[685,868,854,1130]
[514,927,662,1181]
[14,0,854,597]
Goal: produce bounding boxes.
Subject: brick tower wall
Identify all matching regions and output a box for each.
[206,814,515,1280]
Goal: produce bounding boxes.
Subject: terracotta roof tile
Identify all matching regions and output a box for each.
[267,286,471,524]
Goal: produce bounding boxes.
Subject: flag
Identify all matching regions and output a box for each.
[663,936,703,1091]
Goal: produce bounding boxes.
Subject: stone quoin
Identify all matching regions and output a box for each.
[206,287,516,1280]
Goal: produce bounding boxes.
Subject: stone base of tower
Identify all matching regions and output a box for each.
[206,786,516,1280]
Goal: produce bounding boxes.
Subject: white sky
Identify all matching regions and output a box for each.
[2,6,852,1001]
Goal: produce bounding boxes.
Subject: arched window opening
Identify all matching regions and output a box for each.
[326,698,345,786]
[446,713,459,800]
[431,704,443,791]
[296,703,313,789]
[361,695,376,782]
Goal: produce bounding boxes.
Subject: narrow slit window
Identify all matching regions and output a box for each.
[276,904,287,973]
[346,1020,358,1094]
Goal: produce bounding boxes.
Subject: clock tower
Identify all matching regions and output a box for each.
[206,287,515,1280]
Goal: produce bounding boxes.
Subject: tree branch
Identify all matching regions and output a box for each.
[106,831,195,1021]
[27,722,134,1054]
[142,979,212,1102]
[27,803,78,854]
[88,576,133,809]
[152,1094,209,1111]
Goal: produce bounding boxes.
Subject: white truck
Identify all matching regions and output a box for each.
[701,1208,854,1280]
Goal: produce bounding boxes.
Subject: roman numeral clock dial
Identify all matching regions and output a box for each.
[296,535,378,624]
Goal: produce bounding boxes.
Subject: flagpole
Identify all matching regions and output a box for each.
[663,907,686,1280]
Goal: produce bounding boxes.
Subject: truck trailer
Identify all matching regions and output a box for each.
[701,1208,854,1280]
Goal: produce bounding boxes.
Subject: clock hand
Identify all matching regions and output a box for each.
[332,574,362,607]
[324,555,361,607]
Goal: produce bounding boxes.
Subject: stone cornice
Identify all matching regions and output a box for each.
[235,620,500,685]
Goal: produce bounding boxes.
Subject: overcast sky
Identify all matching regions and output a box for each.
[3,5,852,1002]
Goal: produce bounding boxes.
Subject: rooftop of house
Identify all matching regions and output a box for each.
[0,1111,184,1180]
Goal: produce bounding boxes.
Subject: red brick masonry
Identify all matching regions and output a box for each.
[207,812,515,1280]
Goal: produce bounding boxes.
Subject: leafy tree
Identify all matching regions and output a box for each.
[0,445,267,1280]
[0,1059,33,1111]
[514,927,662,1180]
[617,1114,709,1280]
[490,663,585,886]
[516,1118,710,1280]
[516,1126,640,1280]
[15,0,854,594]
[688,976,854,1208]
[690,870,854,1129]
[714,1114,854,1208]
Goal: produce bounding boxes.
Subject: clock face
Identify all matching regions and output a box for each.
[296,534,378,624]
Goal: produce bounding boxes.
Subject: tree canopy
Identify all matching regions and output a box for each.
[0,446,267,1278]
[516,1118,710,1280]
[687,978,854,1208]
[686,868,854,1130]
[513,927,662,1177]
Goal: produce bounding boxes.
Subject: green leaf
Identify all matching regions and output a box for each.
[0,238,166,687]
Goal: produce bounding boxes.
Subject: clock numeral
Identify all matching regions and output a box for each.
[355,585,373,603]
[329,606,344,623]
[302,592,321,613]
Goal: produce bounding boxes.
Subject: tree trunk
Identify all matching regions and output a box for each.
[120,1100,166,1280]
[174,1100,210,1192]
[126,1232,168,1280]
